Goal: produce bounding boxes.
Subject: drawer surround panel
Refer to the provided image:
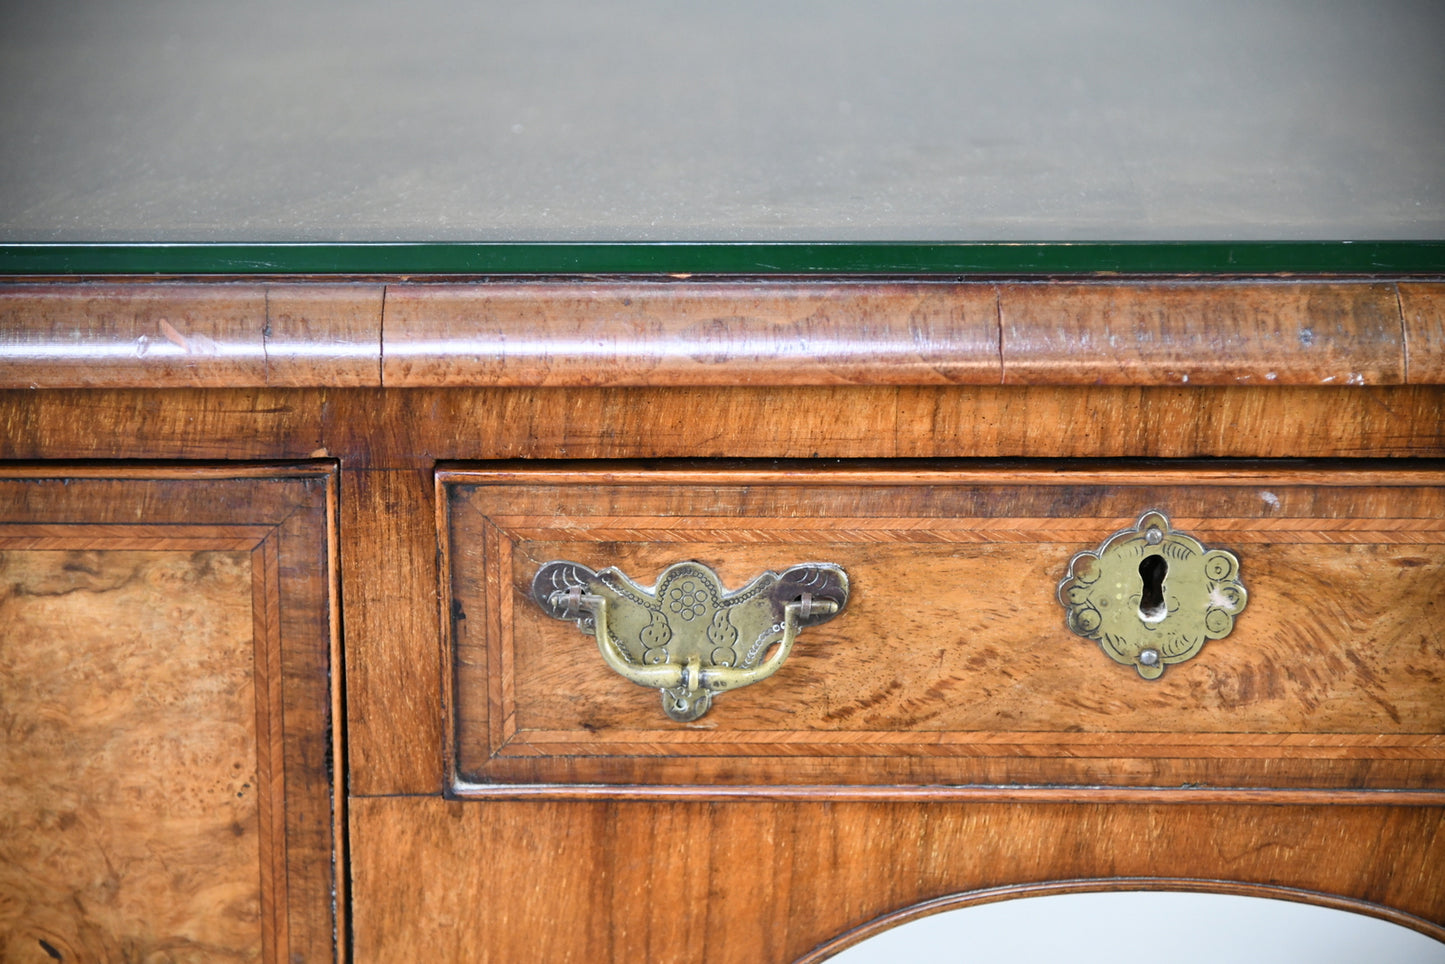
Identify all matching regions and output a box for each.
[440,464,1445,795]
[0,467,341,961]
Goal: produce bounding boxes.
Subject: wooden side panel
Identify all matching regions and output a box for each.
[443,467,1445,790]
[1000,282,1406,385]
[0,470,339,962]
[348,796,1445,963]
[382,282,1003,386]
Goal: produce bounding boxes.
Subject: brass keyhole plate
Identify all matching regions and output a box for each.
[1057,510,1247,679]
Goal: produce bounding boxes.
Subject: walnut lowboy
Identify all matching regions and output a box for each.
[7,276,1445,958]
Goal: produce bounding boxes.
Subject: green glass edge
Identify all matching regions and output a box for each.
[0,241,1442,276]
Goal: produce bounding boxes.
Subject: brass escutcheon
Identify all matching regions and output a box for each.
[1057,510,1247,679]
[532,560,848,721]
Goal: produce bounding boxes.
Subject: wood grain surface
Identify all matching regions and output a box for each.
[381,281,1001,386]
[3,385,1443,470]
[347,796,1445,963]
[0,469,340,963]
[255,283,383,387]
[0,549,261,961]
[0,282,383,389]
[0,388,328,462]
[4,278,1441,388]
[1402,283,1445,385]
[999,281,1406,385]
[9,385,1440,805]
[342,469,445,796]
[0,283,268,387]
[442,467,1445,791]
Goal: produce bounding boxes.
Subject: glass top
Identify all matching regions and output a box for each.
[3,0,1442,274]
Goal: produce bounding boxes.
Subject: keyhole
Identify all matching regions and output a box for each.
[1138,554,1168,623]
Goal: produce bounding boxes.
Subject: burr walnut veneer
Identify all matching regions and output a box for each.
[0,466,339,962]
[2,277,1443,961]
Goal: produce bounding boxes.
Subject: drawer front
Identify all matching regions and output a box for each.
[0,467,339,962]
[440,464,1445,793]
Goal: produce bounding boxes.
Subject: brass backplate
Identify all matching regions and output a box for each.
[1058,510,1247,679]
[533,560,848,720]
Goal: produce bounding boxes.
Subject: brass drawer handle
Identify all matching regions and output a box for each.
[1058,510,1247,679]
[532,560,848,721]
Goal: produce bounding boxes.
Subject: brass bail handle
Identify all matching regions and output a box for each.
[533,560,849,722]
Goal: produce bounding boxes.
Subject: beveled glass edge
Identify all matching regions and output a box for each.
[1,241,1442,276]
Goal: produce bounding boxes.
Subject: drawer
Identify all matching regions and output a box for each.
[439,463,1445,794]
[0,467,339,960]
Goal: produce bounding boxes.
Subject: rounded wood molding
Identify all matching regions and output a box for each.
[3,278,1440,388]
